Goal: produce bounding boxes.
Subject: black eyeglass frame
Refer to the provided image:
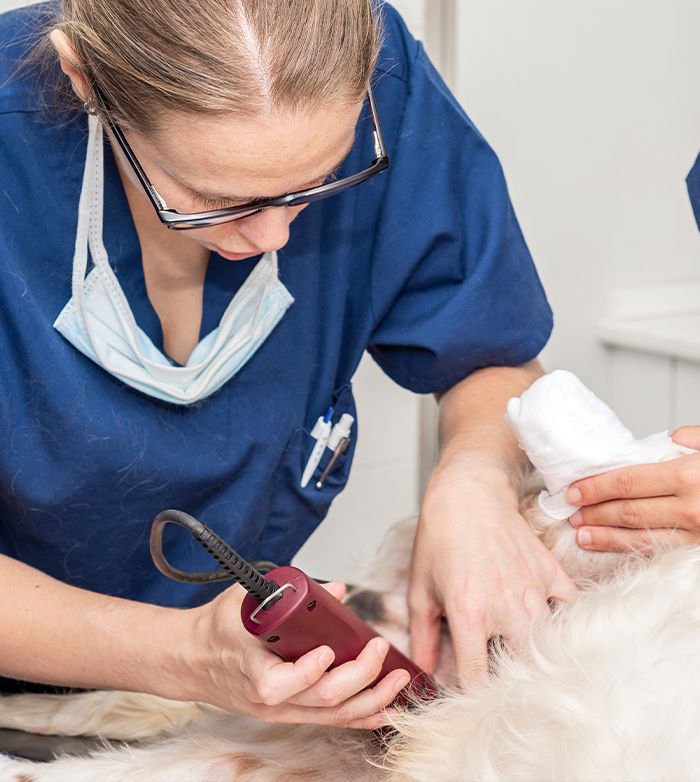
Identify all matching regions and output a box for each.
[97,85,389,231]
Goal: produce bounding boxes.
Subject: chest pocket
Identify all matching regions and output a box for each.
[261,383,357,563]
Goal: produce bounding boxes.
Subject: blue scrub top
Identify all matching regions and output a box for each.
[0,3,552,607]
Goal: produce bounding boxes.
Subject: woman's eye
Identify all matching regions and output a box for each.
[190,192,239,210]
[321,166,342,185]
[189,165,343,211]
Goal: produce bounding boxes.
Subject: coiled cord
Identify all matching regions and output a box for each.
[150,509,278,603]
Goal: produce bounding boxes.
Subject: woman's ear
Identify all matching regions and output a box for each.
[49,29,91,103]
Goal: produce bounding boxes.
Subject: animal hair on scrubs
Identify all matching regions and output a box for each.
[0,2,551,610]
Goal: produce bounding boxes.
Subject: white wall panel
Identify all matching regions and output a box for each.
[0,0,35,10]
[390,0,425,42]
[674,361,700,429]
[454,1,700,407]
[608,348,673,437]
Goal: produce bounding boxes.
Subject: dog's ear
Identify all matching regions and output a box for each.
[344,589,386,624]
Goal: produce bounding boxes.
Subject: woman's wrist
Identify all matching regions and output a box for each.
[118,602,202,702]
[419,446,524,530]
[56,592,200,700]
[0,553,204,696]
[157,585,247,705]
[433,362,541,497]
[431,444,523,495]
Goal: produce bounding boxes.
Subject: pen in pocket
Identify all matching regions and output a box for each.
[316,414,354,490]
[300,406,334,488]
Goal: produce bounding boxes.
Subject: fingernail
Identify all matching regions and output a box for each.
[570,511,583,527]
[319,648,334,668]
[394,672,410,689]
[568,487,582,504]
[578,529,592,546]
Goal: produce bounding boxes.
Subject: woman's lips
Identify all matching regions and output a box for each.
[211,246,257,261]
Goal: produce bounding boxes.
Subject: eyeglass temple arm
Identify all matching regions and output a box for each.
[367,84,386,160]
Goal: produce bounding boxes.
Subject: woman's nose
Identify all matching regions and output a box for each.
[234,206,291,253]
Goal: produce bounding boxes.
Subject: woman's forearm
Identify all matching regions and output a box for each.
[0,553,192,696]
[435,360,543,482]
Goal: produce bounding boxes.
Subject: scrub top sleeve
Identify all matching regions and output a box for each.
[367,41,552,395]
[687,152,700,232]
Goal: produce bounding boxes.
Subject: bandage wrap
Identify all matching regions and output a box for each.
[506,370,693,519]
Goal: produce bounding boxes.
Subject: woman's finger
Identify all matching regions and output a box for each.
[322,581,347,602]
[324,668,410,725]
[504,596,545,654]
[672,426,700,450]
[570,495,687,530]
[340,707,400,730]
[255,671,407,726]
[408,591,442,673]
[575,524,699,553]
[443,596,489,685]
[568,460,680,507]
[548,567,579,602]
[288,636,390,707]
[255,701,399,730]
[241,642,335,706]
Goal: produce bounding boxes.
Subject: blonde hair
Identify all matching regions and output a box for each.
[38,0,382,132]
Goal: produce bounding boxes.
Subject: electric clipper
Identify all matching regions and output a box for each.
[150,510,437,703]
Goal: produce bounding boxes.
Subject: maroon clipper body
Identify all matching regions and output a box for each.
[241,565,437,703]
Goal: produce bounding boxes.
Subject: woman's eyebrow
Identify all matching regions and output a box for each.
[183,135,357,203]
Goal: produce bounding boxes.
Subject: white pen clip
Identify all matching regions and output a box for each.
[300,406,334,488]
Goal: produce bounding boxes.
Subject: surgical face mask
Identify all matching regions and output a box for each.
[54,114,294,405]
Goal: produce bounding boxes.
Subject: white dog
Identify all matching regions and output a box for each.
[3,468,699,782]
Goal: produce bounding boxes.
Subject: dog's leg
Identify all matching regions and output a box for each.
[0,691,204,741]
[0,742,254,782]
[518,468,630,583]
[0,715,384,782]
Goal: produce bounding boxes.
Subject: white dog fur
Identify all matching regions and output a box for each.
[1,471,699,781]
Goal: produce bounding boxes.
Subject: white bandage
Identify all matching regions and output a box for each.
[506,370,694,519]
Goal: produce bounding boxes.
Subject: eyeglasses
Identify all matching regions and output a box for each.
[97,85,389,231]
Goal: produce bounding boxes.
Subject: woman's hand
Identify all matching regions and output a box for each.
[408,453,577,686]
[174,581,409,729]
[567,426,700,552]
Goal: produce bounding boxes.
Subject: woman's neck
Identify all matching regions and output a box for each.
[112,141,210,365]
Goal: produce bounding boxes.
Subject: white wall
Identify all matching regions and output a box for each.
[390,0,425,42]
[0,0,32,10]
[454,0,700,400]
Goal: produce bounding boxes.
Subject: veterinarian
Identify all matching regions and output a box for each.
[0,0,577,728]
[568,152,700,554]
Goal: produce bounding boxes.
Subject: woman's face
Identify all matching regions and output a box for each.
[115,102,363,260]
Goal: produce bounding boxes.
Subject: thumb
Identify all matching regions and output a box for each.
[321,581,347,602]
[672,426,700,450]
